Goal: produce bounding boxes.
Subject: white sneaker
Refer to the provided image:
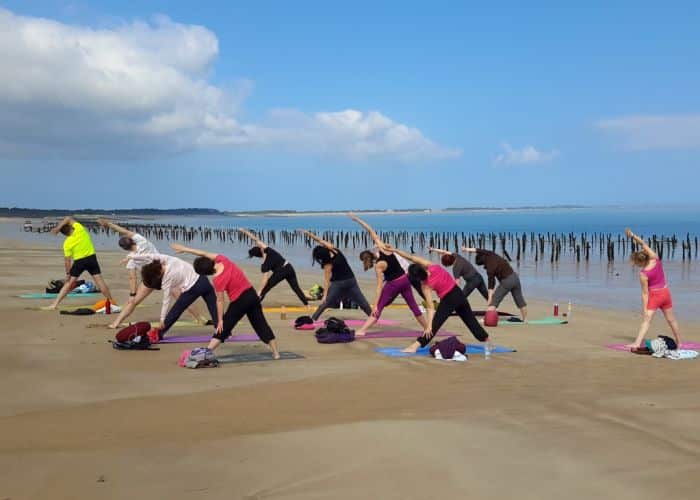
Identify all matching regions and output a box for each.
[452,352,467,362]
[434,349,443,360]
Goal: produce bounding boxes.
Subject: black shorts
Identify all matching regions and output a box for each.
[70,254,102,277]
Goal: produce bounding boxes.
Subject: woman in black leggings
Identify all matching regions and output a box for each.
[238,228,309,307]
[298,229,372,321]
[384,245,493,354]
[171,243,280,359]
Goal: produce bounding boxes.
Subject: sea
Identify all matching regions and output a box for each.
[2,206,699,317]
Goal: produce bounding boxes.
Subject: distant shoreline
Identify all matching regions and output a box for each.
[1,205,592,219]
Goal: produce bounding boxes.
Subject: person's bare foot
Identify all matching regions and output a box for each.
[625,343,640,349]
[108,322,120,329]
[355,329,367,337]
[272,351,281,360]
[401,341,420,353]
[41,304,58,311]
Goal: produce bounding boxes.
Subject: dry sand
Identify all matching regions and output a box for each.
[0,239,698,500]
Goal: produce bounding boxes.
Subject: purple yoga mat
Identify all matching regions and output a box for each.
[606,342,700,352]
[161,334,259,344]
[290,318,400,328]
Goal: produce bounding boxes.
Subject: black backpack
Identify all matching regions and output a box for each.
[109,335,159,351]
[315,317,355,344]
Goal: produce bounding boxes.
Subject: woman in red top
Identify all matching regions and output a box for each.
[171,244,280,358]
[383,245,492,354]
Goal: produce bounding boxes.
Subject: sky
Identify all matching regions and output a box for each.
[0,1,699,211]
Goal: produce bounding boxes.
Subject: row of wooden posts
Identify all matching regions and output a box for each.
[72,222,699,263]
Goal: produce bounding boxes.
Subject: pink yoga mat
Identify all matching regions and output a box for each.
[291,318,400,328]
[161,331,458,343]
[161,334,259,344]
[606,342,700,352]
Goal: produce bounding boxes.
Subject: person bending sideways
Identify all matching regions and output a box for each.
[98,218,208,323]
[625,228,681,350]
[463,247,527,322]
[348,213,428,336]
[382,244,493,354]
[108,253,217,338]
[44,217,115,310]
[238,228,309,308]
[299,229,372,321]
[171,244,280,358]
[429,247,488,301]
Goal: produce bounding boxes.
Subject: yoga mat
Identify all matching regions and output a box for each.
[161,334,259,344]
[264,306,310,313]
[217,351,304,364]
[291,318,400,328]
[375,344,516,358]
[358,330,456,340]
[606,342,700,352]
[170,320,215,328]
[483,316,567,326]
[18,292,101,299]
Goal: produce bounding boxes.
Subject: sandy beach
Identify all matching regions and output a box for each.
[1,238,699,500]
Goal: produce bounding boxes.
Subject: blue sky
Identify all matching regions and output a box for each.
[1,1,699,210]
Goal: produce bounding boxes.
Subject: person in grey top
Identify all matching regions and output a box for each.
[429,247,488,300]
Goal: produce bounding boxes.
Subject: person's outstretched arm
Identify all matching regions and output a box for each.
[381,244,432,268]
[625,228,659,260]
[348,213,384,247]
[238,228,268,249]
[298,229,335,250]
[97,218,134,238]
[50,216,75,235]
[170,243,218,261]
[428,247,452,256]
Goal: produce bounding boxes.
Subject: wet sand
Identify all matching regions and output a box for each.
[0,239,698,500]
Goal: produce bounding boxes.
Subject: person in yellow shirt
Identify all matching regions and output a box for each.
[45,217,115,310]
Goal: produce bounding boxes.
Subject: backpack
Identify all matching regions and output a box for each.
[315,318,355,344]
[294,315,315,330]
[116,322,152,343]
[178,348,219,368]
[110,335,159,350]
[308,284,324,300]
[45,278,84,294]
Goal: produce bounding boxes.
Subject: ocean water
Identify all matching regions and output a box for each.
[2,206,699,317]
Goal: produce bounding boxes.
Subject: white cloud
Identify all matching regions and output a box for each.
[493,142,558,166]
[0,8,458,162]
[596,114,700,151]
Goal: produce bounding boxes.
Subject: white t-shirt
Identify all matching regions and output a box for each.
[126,234,159,270]
[129,253,199,320]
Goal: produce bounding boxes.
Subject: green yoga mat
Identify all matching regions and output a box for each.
[498,316,568,326]
[217,351,304,364]
[18,292,101,299]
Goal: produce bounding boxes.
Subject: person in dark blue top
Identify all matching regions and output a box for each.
[238,228,308,306]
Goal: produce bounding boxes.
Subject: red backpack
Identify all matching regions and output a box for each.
[115,322,151,343]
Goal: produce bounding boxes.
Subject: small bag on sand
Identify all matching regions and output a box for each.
[178,348,219,369]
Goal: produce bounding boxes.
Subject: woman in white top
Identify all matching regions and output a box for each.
[108,253,217,339]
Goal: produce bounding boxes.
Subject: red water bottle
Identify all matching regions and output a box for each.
[553,303,559,316]
[105,300,111,315]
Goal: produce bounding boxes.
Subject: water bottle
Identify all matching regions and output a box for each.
[567,301,572,319]
[484,343,491,360]
[280,305,286,320]
[105,299,111,315]
[553,303,559,316]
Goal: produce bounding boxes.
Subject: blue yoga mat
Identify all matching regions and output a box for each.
[375,344,516,358]
[18,292,101,299]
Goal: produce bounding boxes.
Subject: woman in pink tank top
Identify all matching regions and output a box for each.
[381,244,492,354]
[625,228,681,350]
